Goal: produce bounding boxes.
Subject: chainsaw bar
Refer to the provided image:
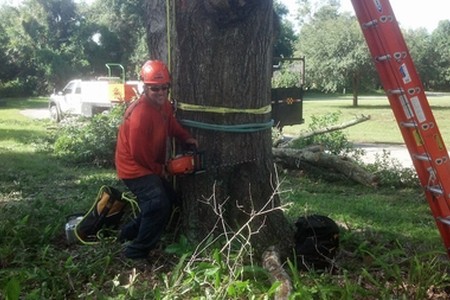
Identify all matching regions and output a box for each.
[191,150,206,174]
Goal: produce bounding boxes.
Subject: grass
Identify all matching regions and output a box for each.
[1,96,450,299]
[284,91,450,145]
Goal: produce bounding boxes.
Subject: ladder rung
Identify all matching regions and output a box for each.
[376,55,391,62]
[363,20,378,28]
[389,89,404,95]
[400,121,417,128]
[352,0,450,260]
[414,154,431,162]
[437,217,450,226]
[428,185,444,195]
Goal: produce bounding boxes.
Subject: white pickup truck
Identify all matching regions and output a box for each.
[49,78,141,122]
[49,64,141,122]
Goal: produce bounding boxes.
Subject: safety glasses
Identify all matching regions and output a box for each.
[148,85,169,92]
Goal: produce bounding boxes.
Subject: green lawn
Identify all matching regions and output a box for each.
[284,92,450,145]
[1,96,449,299]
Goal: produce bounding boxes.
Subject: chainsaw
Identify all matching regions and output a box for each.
[166,149,206,176]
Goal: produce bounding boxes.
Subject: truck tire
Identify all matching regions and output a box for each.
[49,104,61,122]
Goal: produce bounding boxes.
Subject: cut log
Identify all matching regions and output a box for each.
[273,147,379,187]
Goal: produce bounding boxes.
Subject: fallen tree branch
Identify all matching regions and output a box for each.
[273,147,379,187]
[282,114,370,148]
[262,247,292,300]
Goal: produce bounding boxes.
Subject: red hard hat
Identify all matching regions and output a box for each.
[140,60,171,85]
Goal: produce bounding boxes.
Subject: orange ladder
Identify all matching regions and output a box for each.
[351,0,450,257]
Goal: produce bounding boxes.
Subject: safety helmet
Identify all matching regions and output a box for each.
[140,60,171,85]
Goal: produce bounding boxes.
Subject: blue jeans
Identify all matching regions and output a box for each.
[120,174,175,259]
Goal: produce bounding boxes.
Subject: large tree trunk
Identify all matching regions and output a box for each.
[145,0,168,61]
[146,0,293,257]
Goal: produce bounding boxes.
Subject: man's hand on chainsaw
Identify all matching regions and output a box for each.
[165,137,203,176]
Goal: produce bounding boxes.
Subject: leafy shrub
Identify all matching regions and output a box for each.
[365,149,419,188]
[281,112,418,187]
[52,104,126,167]
[292,111,364,158]
[272,61,302,88]
[0,79,28,97]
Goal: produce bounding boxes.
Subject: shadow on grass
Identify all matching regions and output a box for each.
[325,103,450,112]
[425,105,450,111]
[283,175,442,254]
[0,149,126,297]
[0,149,68,192]
[0,97,48,110]
[333,104,392,110]
[0,148,120,199]
[0,127,47,144]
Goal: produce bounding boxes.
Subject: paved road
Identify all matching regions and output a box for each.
[355,143,413,168]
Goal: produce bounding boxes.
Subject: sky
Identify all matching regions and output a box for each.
[281,0,450,32]
[1,0,448,32]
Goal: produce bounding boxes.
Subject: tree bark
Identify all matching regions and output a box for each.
[352,71,359,107]
[145,0,294,258]
[145,0,168,61]
[262,247,293,299]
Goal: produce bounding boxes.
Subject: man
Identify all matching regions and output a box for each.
[115,60,198,259]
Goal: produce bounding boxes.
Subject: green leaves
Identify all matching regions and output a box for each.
[4,277,20,300]
[297,8,373,93]
[0,0,148,97]
[51,104,126,167]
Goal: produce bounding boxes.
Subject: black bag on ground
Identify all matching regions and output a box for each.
[294,214,340,270]
[70,186,137,244]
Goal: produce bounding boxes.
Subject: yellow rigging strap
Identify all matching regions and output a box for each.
[177,102,272,115]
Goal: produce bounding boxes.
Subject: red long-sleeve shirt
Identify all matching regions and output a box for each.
[115,96,193,179]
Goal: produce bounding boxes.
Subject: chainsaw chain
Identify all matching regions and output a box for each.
[208,132,262,171]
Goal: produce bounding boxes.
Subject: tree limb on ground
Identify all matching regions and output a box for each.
[273,147,379,187]
[262,247,292,300]
[281,114,371,148]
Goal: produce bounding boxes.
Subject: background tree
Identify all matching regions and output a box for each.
[0,6,22,96]
[145,0,293,257]
[273,0,297,58]
[430,20,450,90]
[403,28,436,90]
[1,0,449,98]
[295,4,375,106]
[0,0,88,94]
[295,0,340,27]
[271,1,302,89]
[0,0,148,95]
[37,0,89,89]
[0,3,40,96]
[82,0,147,79]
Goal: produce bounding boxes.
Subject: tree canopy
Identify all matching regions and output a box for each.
[296,7,374,95]
[1,0,450,98]
[0,0,148,96]
[291,0,450,94]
